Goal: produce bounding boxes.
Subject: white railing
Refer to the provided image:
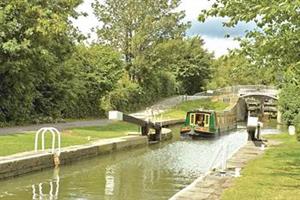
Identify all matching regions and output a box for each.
[35,127,61,154]
[194,85,278,96]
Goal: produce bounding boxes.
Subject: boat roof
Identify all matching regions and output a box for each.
[187,109,214,114]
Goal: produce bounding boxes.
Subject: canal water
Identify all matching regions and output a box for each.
[0,127,277,200]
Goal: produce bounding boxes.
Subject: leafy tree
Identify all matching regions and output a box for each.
[148,37,213,94]
[208,53,276,89]
[199,0,300,123]
[63,44,124,117]
[0,0,82,124]
[93,0,189,81]
[278,65,300,124]
[100,73,141,113]
[294,113,300,141]
[199,0,300,72]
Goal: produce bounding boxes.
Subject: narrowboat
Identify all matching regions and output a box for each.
[180,108,237,138]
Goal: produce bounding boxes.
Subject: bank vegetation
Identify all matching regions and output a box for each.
[0,0,213,126]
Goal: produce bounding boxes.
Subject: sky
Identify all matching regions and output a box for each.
[73,0,255,57]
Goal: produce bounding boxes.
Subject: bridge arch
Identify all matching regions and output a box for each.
[240,93,278,100]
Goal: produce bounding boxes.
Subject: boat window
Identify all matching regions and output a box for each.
[195,113,205,127]
[205,115,209,127]
[190,113,195,125]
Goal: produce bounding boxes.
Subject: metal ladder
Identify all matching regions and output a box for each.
[35,127,61,155]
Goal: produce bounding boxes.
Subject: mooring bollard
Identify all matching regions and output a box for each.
[234,168,241,177]
[288,125,296,135]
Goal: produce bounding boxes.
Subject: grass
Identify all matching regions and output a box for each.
[0,98,226,156]
[0,122,138,156]
[222,133,300,200]
[162,98,228,120]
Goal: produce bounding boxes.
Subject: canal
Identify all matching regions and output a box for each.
[0,126,277,200]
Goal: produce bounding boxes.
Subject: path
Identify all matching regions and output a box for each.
[0,119,113,135]
[0,95,205,135]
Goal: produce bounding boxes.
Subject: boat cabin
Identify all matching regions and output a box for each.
[186,110,213,128]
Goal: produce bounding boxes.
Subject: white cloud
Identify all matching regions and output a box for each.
[202,36,240,57]
[178,0,214,21]
[72,0,99,41]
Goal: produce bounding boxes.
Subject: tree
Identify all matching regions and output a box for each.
[208,53,276,89]
[0,0,82,124]
[199,0,300,123]
[93,0,189,81]
[63,44,124,117]
[199,0,300,72]
[148,37,213,94]
[278,65,300,124]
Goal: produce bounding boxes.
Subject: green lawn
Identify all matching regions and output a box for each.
[0,122,138,156]
[222,133,300,200]
[0,98,226,156]
[162,98,228,120]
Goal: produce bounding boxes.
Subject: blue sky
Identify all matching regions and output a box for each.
[73,0,255,57]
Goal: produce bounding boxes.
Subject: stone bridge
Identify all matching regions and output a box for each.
[238,87,278,100]
[195,85,279,122]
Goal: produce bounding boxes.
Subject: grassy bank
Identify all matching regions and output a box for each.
[0,98,227,156]
[222,133,300,200]
[162,98,228,119]
[0,122,138,156]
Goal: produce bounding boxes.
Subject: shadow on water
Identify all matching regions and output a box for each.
[0,126,279,200]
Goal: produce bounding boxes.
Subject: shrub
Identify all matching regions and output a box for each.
[294,113,300,141]
[100,74,142,113]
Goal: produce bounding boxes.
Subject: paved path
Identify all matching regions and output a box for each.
[0,119,112,135]
[0,95,206,135]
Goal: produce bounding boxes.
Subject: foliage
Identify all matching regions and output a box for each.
[101,71,177,113]
[199,0,300,72]
[100,74,141,113]
[208,53,276,89]
[0,0,82,124]
[63,44,123,117]
[278,65,300,124]
[199,0,300,123]
[294,113,300,141]
[93,0,211,111]
[93,0,189,81]
[0,0,214,125]
[148,37,213,94]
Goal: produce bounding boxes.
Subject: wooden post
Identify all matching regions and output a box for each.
[141,125,149,136]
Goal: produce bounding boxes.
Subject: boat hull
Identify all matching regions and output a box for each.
[180,130,216,139]
[180,126,236,139]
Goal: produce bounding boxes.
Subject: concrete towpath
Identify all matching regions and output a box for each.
[170,140,269,200]
[0,95,205,135]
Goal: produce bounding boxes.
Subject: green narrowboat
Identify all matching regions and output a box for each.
[180,109,237,138]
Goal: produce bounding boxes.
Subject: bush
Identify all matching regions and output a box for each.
[100,74,142,113]
[100,71,178,114]
[278,67,300,125]
[294,113,300,141]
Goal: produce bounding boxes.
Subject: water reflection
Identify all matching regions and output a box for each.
[104,166,115,197]
[32,168,60,200]
[0,128,278,200]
